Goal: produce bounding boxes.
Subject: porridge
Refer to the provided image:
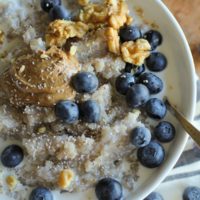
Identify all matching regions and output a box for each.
[0,0,175,199]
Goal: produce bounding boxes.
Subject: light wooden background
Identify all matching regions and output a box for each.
[164,0,200,77]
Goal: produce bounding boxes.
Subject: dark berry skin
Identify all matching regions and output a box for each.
[49,5,70,21]
[139,72,163,94]
[95,178,123,200]
[183,186,200,200]
[41,0,61,12]
[29,187,53,200]
[72,72,99,94]
[137,141,165,168]
[144,192,164,200]
[130,127,151,148]
[79,100,101,123]
[154,121,176,143]
[146,52,167,72]
[115,73,136,95]
[55,100,79,124]
[145,98,167,120]
[126,84,150,108]
[119,26,142,42]
[125,63,145,77]
[144,30,163,50]
[1,145,24,168]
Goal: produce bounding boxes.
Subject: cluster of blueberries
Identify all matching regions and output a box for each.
[94,26,173,200]
[41,0,71,21]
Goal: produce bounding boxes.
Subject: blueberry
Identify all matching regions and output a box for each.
[154,121,176,143]
[124,63,145,77]
[1,145,24,168]
[49,5,70,21]
[139,72,163,94]
[115,73,136,95]
[130,127,151,148]
[137,141,165,168]
[79,100,101,123]
[183,186,200,200]
[40,0,61,12]
[29,187,53,200]
[144,192,164,200]
[144,30,163,50]
[126,84,150,108]
[55,100,79,123]
[119,26,142,42]
[95,178,123,200]
[145,98,167,120]
[146,52,167,72]
[72,72,99,93]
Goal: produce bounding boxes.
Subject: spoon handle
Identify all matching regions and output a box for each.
[165,98,200,146]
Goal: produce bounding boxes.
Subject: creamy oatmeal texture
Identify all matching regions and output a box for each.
[0,0,153,199]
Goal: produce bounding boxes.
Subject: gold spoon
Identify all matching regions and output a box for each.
[165,98,200,146]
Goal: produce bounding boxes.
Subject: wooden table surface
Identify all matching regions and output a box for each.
[164,0,200,77]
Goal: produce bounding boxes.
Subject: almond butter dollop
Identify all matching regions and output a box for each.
[1,46,80,107]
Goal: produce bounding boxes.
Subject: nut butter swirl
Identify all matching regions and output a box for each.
[2,46,80,107]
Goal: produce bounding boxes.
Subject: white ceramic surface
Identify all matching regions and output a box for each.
[0,0,196,199]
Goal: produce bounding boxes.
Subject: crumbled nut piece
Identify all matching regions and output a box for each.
[69,46,77,56]
[46,20,89,47]
[121,39,151,65]
[0,31,4,44]
[78,0,89,6]
[106,27,120,55]
[108,0,129,29]
[58,169,74,189]
[37,126,46,134]
[6,176,17,189]
[79,4,109,24]
[126,15,133,25]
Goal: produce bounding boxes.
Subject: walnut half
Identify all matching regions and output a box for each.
[45,20,89,47]
[121,39,151,66]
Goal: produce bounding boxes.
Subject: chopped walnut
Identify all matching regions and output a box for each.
[6,176,17,190]
[108,0,130,29]
[79,3,109,24]
[58,169,74,189]
[45,20,89,47]
[106,27,120,55]
[0,30,4,44]
[121,39,151,66]
[78,0,89,6]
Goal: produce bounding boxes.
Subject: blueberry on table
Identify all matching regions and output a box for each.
[139,72,163,94]
[79,100,101,123]
[146,52,167,72]
[137,141,165,168]
[119,26,142,42]
[130,127,151,148]
[41,0,61,12]
[145,98,167,120]
[183,186,200,200]
[154,121,176,143]
[144,192,164,200]
[125,63,145,77]
[55,100,79,124]
[1,145,24,168]
[115,73,136,95]
[49,5,70,21]
[143,30,163,50]
[95,178,123,200]
[72,72,99,93]
[29,187,53,200]
[126,84,150,108]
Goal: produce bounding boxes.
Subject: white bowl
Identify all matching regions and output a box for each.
[0,0,196,199]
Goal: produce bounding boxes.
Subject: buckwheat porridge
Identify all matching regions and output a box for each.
[0,0,175,200]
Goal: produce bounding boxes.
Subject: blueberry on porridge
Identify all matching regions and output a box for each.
[0,0,176,199]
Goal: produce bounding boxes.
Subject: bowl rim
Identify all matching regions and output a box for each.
[132,0,197,199]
